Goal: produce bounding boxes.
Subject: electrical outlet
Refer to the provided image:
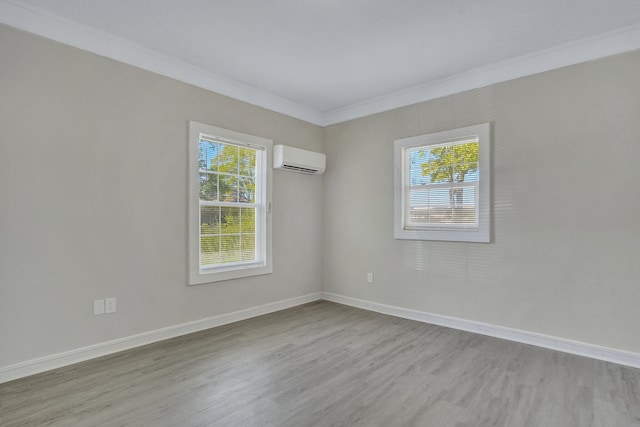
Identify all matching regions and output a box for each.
[93,299,105,315]
[105,298,117,314]
[367,272,374,283]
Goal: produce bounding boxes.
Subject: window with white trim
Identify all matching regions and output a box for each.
[189,122,272,284]
[394,123,491,242]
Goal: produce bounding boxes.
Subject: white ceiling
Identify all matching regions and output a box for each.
[2,0,640,125]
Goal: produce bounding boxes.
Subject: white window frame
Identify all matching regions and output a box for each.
[394,123,491,242]
[189,121,273,284]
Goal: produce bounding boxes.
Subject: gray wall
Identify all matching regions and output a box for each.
[324,50,640,354]
[0,24,324,368]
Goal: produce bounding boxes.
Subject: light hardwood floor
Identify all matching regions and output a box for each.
[1,301,639,426]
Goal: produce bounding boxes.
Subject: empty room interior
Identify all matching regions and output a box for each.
[2,1,640,426]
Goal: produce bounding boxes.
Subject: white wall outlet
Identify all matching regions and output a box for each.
[93,299,105,315]
[367,272,374,283]
[105,298,117,314]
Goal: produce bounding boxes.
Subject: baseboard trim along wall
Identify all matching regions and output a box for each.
[0,292,322,384]
[4,290,639,384]
[322,292,640,370]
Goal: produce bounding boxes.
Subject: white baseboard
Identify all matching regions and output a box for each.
[4,290,637,385]
[0,292,322,384]
[322,292,640,369]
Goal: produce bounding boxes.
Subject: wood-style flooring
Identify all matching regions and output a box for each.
[1,301,639,426]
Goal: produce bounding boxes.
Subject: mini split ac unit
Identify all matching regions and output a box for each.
[273,144,326,174]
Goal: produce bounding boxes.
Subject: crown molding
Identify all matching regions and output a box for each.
[0,0,326,126]
[2,0,639,127]
[323,24,640,125]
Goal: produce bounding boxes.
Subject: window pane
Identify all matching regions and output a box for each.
[409,206,430,224]
[453,141,479,162]
[453,142,478,183]
[430,146,454,165]
[221,235,241,263]
[428,188,452,223]
[452,186,476,207]
[409,149,430,185]
[199,173,218,201]
[429,188,452,207]
[411,147,456,185]
[201,206,221,234]
[409,188,428,205]
[430,165,453,183]
[220,207,241,233]
[241,208,255,233]
[241,234,256,261]
[218,144,239,174]
[457,163,478,182]
[219,175,239,202]
[199,141,218,172]
[239,147,256,176]
[239,177,255,203]
[452,186,477,224]
[201,206,222,266]
[200,236,220,266]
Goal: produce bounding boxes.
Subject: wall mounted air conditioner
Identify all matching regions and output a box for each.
[273,144,326,174]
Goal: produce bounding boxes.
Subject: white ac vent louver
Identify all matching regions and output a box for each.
[273,145,326,174]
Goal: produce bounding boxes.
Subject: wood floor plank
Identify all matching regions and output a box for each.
[1,301,639,426]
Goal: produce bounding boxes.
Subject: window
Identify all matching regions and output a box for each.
[394,123,491,242]
[189,121,272,284]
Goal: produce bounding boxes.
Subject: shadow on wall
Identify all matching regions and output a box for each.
[403,240,505,281]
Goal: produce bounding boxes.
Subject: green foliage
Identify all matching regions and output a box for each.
[200,143,256,203]
[420,142,479,183]
[420,141,479,206]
